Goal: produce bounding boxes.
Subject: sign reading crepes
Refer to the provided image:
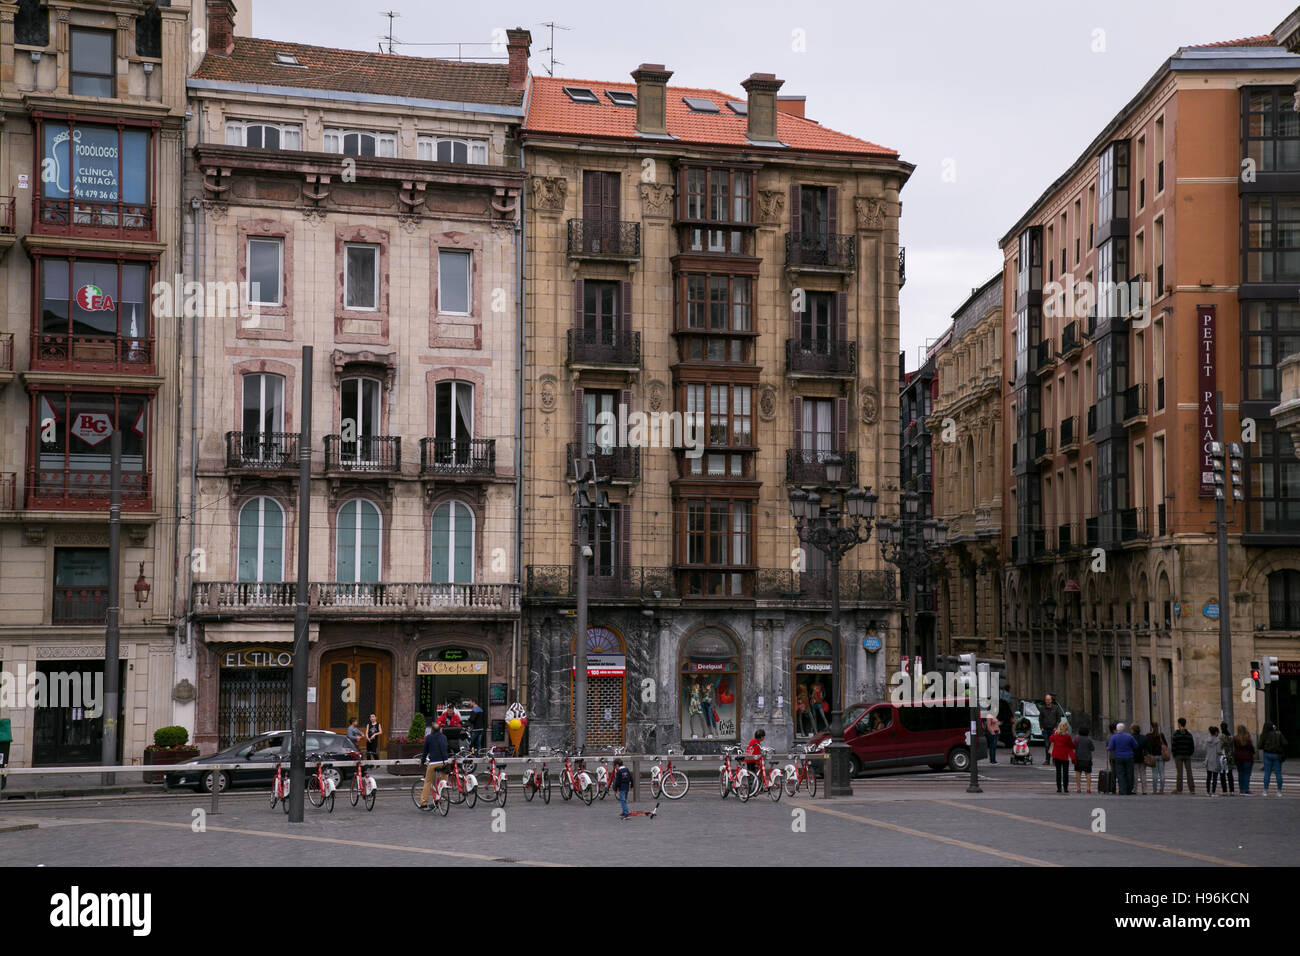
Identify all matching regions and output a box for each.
[417,660,487,676]
[1198,304,1217,497]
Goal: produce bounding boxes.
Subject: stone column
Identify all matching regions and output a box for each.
[657,617,675,747]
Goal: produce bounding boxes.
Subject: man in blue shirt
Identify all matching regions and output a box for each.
[418,723,449,809]
[1107,722,1138,795]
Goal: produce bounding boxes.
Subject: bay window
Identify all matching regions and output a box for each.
[37,117,152,236]
[30,389,152,509]
[680,498,753,596]
[34,256,151,371]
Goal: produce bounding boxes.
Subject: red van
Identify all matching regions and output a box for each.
[811,698,986,776]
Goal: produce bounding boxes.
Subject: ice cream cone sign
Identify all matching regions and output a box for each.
[505,702,527,753]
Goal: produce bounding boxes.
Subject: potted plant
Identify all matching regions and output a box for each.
[143,726,199,783]
[389,713,426,775]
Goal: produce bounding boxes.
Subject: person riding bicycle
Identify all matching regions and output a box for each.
[745,728,767,788]
[418,722,449,810]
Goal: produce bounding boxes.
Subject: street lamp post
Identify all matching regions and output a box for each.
[572,455,609,754]
[788,455,878,798]
[877,491,949,671]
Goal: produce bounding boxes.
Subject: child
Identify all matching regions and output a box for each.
[613,758,633,818]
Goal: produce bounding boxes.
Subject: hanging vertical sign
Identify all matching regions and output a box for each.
[1197,305,1216,497]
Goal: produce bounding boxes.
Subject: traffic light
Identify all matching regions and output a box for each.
[1261,656,1279,686]
[1250,661,1262,690]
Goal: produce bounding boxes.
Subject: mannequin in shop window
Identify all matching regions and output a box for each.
[687,679,707,739]
[796,683,812,736]
[703,677,719,737]
[809,680,830,732]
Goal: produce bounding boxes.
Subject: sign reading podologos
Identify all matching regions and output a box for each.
[417,660,487,676]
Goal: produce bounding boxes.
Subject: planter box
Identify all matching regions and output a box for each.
[388,740,424,775]
[142,747,200,784]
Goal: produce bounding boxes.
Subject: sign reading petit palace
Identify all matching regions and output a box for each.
[222,647,294,669]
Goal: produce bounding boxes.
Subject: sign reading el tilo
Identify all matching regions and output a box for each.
[417,660,487,676]
[1198,304,1217,496]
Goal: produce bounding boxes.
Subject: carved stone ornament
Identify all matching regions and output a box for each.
[23,525,46,545]
[201,199,228,221]
[532,176,567,213]
[758,384,778,422]
[302,207,327,224]
[539,375,558,414]
[855,197,885,232]
[860,387,880,425]
[639,181,675,218]
[756,189,785,225]
[201,166,231,202]
[646,380,666,413]
[172,679,197,703]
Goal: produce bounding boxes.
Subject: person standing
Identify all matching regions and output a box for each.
[612,757,633,819]
[365,713,382,761]
[1073,728,1095,793]
[1146,723,1168,794]
[346,717,366,754]
[984,713,1000,765]
[468,700,485,752]
[1039,694,1064,765]
[418,722,449,809]
[1171,718,1195,793]
[1233,726,1256,795]
[1107,722,1137,795]
[1132,724,1149,795]
[1259,722,1288,795]
[1218,722,1236,794]
[1204,726,1223,796]
[1049,720,1076,793]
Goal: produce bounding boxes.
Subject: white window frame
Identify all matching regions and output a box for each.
[323,128,397,157]
[343,243,380,311]
[417,136,489,165]
[246,237,284,307]
[437,249,472,316]
[225,119,302,150]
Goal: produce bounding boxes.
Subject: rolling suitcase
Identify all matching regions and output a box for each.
[1098,769,1116,794]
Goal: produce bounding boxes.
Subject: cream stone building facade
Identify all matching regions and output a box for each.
[520,66,911,756]
[179,5,527,753]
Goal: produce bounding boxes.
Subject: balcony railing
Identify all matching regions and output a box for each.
[786,339,857,375]
[1061,321,1080,355]
[225,432,301,472]
[1034,338,1055,370]
[524,566,895,603]
[1032,427,1053,462]
[1057,523,1075,552]
[0,331,11,371]
[420,438,496,477]
[35,197,154,239]
[1119,507,1149,542]
[0,472,14,510]
[192,581,520,614]
[567,328,641,366]
[1087,404,1097,435]
[53,587,108,625]
[323,435,402,474]
[26,466,150,511]
[786,449,858,485]
[1059,416,1079,451]
[1085,516,1099,549]
[565,443,641,482]
[1122,383,1147,422]
[785,232,856,271]
[31,332,154,374]
[0,195,14,234]
[566,219,641,259]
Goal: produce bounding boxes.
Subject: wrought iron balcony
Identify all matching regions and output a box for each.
[786,449,857,485]
[53,587,108,625]
[1059,415,1080,451]
[1061,321,1081,356]
[1122,383,1147,422]
[192,581,520,615]
[526,566,676,601]
[31,331,155,374]
[566,443,641,482]
[566,218,641,259]
[323,435,402,474]
[420,438,496,477]
[786,339,857,376]
[26,465,151,511]
[524,566,895,604]
[1034,338,1055,371]
[1120,507,1149,542]
[35,197,154,240]
[567,327,641,366]
[226,432,301,472]
[1032,427,1053,462]
[785,232,857,272]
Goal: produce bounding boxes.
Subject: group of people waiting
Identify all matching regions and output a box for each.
[1045,716,1288,796]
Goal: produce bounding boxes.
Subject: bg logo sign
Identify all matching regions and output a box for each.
[70,413,113,445]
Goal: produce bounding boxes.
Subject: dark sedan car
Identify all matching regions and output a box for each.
[165,730,360,793]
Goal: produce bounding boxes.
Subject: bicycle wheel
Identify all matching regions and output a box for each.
[364,782,377,811]
[307,779,325,808]
[325,790,335,813]
[283,788,290,813]
[270,784,280,810]
[524,775,536,801]
[578,780,594,805]
[805,765,818,798]
[736,771,752,803]
[769,775,783,803]
[784,768,799,798]
[650,774,662,800]
[350,776,360,807]
[719,770,730,799]
[448,778,465,805]
[662,770,690,800]
[496,777,508,807]
[464,782,478,809]
[411,779,424,809]
[434,782,450,816]
[560,774,572,801]
[542,775,552,804]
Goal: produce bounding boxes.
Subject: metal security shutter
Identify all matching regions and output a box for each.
[218,669,291,749]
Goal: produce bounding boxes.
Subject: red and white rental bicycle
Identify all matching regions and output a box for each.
[349,756,378,810]
[557,751,595,804]
[270,759,290,813]
[477,746,509,806]
[649,749,690,800]
[522,749,552,803]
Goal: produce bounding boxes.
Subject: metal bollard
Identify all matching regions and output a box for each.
[631,758,640,803]
[823,751,831,800]
[210,763,220,814]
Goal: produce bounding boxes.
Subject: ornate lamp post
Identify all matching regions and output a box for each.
[877,490,949,669]
[788,454,877,798]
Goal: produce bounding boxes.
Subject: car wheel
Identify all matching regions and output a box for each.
[948,748,971,773]
[203,770,229,794]
[847,755,862,778]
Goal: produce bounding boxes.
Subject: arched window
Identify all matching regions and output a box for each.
[680,629,740,741]
[431,500,474,584]
[238,497,283,582]
[1268,569,1300,630]
[336,499,381,582]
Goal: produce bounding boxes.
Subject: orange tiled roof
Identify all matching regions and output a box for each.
[192,37,524,108]
[525,75,897,157]
[1186,34,1277,48]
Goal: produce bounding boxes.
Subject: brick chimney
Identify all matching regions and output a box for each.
[506,28,531,90]
[741,73,784,143]
[631,64,673,136]
[777,96,805,119]
[207,0,237,56]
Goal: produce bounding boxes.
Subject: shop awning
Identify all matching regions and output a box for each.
[200,623,320,644]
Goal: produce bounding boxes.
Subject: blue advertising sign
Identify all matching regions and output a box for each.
[862,634,883,653]
[1203,603,1220,619]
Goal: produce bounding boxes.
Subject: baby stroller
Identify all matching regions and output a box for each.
[1010,714,1033,765]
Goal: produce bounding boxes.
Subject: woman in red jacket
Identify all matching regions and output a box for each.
[1049,720,1076,794]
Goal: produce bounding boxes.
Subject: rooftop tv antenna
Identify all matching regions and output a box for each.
[380,11,401,54]
[539,21,570,76]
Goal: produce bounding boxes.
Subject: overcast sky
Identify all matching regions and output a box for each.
[248,0,1296,370]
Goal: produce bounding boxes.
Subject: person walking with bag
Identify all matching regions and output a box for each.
[1049,720,1075,793]
[1171,718,1196,793]
[1073,727,1095,793]
[1219,722,1236,794]
[1259,722,1288,795]
[1132,724,1149,795]
[1146,723,1169,794]
[1234,726,1256,795]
